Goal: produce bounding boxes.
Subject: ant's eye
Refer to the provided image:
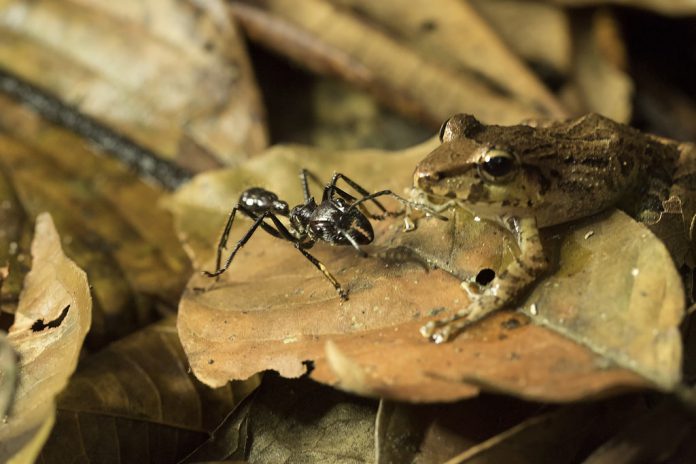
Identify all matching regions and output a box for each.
[438,118,450,143]
[478,149,518,183]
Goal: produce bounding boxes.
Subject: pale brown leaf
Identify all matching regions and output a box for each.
[171,141,681,402]
[471,0,572,78]
[0,212,91,461]
[0,0,267,169]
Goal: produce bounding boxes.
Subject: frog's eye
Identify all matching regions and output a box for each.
[438,118,450,143]
[478,149,519,183]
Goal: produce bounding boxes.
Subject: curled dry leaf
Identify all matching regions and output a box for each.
[38,317,259,463]
[229,0,563,128]
[172,141,682,402]
[0,213,91,462]
[0,95,191,346]
[0,0,267,170]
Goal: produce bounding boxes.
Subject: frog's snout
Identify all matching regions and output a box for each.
[413,168,439,193]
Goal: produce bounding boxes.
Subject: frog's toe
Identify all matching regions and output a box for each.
[420,320,437,338]
[430,326,452,344]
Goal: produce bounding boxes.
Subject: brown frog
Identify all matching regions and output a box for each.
[413,113,691,343]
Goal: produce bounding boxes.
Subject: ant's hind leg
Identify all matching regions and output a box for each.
[263,213,349,300]
[214,206,239,272]
[295,245,349,300]
[204,211,274,278]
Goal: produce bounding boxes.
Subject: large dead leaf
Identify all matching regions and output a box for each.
[0,0,267,170]
[172,140,683,402]
[229,0,565,128]
[37,317,259,464]
[0,212,91,462]
[242,373,376,464]
[0,94,191,346]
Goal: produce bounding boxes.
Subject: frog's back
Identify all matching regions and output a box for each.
[473,113,679,226]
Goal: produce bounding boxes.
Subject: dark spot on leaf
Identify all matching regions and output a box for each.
[420,20,438,32]
[31,305,70,332]
[428,307,446,317]
[501,318,522,330]
[208,359,215,365]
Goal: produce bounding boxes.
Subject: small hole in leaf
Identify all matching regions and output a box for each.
[31,305,70,332]
[476,268,496,286]
[302,359,315,376]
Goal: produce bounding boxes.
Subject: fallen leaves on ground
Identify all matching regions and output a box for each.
[0,213,91,462]
[241,373,376,464]
[229,0,565,128]
[171,141,682,402]
[0,95,191,347]
[37,317,259,464]
[0,0,267,170]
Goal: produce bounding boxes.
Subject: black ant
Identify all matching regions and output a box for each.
[203,169,446,300]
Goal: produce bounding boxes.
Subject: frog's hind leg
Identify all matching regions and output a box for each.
[421,216,549,343]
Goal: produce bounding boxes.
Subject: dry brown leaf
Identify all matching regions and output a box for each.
[229,0,562,128]
[171,141,682,402]
[0,0,267,170]
[38,317,259,463]
[328,0,566,118]
[444,398,646,464]
[0,94,190,346]
[562,9,633,122]
[375,397,543,464]
[0,213,91,462]
[242,373,377,464]
[471,0,572,79]
[545,0,696,16]
[582,400,695,464]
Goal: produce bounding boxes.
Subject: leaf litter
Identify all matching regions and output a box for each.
[171,141,683,402]
[0,213,91,462]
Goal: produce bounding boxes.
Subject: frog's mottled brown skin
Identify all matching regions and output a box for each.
[415,113,684,343]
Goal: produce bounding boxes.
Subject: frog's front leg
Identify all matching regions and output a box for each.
[420,216,549,343]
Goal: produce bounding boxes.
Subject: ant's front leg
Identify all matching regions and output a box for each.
[349,190,449,222]
[205,207,282,278]
[327,173,393,217]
